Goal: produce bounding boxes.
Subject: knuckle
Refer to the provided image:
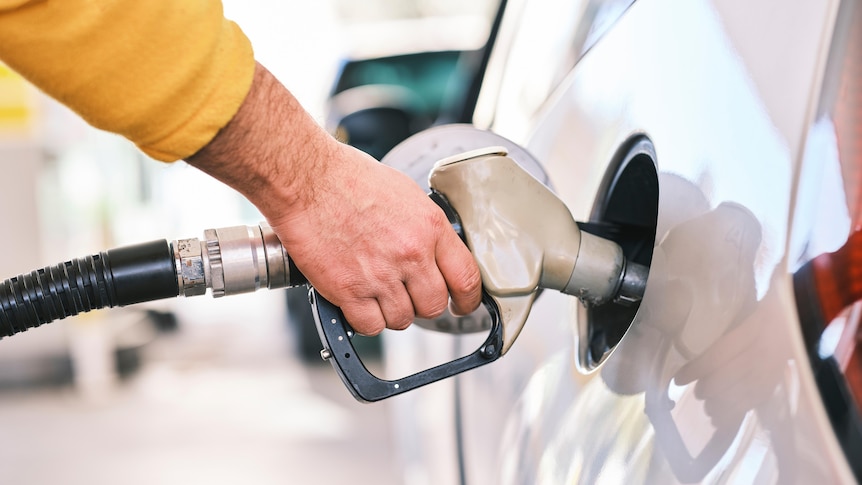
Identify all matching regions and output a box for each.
[378,285,415,331]
[388,315,413,331]
[426,208,449,231]
[395,239,425,264]
[452,264,482,298]
[340,301,384,336]
[401,220,438,259]
[354,317,385,336]
[448,264,482,316]
[385,304,414,330]
[387,301,415,331]
[431,217,457,244]
[328,273,370,299]
[415,293,449,320]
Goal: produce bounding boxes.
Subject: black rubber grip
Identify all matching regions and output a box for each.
[108,240,178,306]
[0,239,178,338]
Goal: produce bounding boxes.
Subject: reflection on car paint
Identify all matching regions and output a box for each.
[628,199,764,482]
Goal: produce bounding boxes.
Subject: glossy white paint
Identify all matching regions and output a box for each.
[388,0,858,483]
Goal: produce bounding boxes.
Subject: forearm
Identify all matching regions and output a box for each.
[185,62,339,217]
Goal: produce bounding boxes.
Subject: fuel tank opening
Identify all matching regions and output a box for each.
[577,136,659,371]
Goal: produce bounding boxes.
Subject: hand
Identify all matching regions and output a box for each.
[269,143,482,335]
[187,62,482,335]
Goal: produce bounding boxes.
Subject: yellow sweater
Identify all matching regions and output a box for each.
[0,0,255,162]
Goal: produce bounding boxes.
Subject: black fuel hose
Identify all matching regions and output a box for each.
[0,240,178,338]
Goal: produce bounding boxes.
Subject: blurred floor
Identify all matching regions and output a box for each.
[0,292,400,485]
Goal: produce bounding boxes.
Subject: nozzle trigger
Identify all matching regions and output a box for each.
[311,289,503,402]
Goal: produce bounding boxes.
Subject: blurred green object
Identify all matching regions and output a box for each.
[326,50,482,160]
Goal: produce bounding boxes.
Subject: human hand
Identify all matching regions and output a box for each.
[269,142,482,335]
[187,63,482,335]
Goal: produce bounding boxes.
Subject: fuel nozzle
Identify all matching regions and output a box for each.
[429,146,648,354]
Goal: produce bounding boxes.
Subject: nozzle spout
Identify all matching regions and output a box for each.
[617,260,649,305]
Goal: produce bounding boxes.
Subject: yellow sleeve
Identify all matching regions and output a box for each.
[0,0,255,162]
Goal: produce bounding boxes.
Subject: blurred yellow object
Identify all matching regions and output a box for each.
[0,62,34,133]
[0,0,254,161]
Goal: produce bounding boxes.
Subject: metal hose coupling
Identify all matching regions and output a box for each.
[173,222,306,298]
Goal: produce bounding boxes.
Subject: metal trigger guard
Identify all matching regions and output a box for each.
[311,289,503,402]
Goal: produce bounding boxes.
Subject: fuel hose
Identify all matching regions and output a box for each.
[0,223,306,338]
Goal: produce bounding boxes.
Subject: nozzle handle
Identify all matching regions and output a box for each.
[311,288,503,402]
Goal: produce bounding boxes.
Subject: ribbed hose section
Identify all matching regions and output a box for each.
[0,239,179,339]
[0,253,117,338]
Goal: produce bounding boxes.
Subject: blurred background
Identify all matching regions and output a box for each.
[0,1,496,483]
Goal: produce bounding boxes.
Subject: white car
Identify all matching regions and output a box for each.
[358,0,862,483]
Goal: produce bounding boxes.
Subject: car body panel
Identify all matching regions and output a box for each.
[386,0,857,483]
